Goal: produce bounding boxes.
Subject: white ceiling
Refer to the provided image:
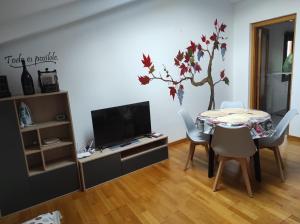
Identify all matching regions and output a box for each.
[222,0,245,4]
[0,0,77,24]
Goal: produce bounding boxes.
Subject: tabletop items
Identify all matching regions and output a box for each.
[197,108,275,139]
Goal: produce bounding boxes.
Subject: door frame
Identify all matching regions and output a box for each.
[249,14,297,109]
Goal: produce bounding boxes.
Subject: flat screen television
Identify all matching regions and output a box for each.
[91,101,152,149]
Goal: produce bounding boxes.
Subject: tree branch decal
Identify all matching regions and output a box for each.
[137,19,229,110]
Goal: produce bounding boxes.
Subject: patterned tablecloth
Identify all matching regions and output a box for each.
[196,108,275,139]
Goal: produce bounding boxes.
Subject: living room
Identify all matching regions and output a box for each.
[0,0,300,223]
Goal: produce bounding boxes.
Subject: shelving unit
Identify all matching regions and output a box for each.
[0,91,80,216]
[1,91,77,176]
[78,136,169,191]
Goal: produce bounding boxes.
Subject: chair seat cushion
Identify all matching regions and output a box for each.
[187,131,209,143]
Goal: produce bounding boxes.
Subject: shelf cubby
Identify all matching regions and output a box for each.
[27,153,45,176]
[43,145,76,171]
[13,91,77,177]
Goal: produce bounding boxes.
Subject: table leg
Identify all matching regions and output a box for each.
[208,135,214,178]
[253,139,261,182]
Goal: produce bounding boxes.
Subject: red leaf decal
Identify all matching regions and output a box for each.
[174,58,180,66]
[168,86,177,100]
[210,33,217,41]
[201,35,206,43]
[187,41,196,53]
[141,54,152,68]
[176,50,184,61]
[179,64,188,75]
[194,63,201,73]
[206,40,210,45]
[184,53,190,63]
[220,23,227,32]
[138,75,150,85]
[214,19,218,26]
[220,70,225,79]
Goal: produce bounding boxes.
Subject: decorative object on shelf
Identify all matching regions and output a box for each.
[137,19,229,109]
[38,68,59,93]
[43,138,61,145]
[55,113,67,121]
[19,102,33,128]
[0,75,11,98]
[21,59,35,95]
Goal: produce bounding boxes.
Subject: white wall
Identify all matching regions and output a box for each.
[0,0,233,149]
[232,0,300,137]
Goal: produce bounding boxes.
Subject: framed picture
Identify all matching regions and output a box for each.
[38,68,59,93]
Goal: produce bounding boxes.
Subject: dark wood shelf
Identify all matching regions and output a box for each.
[46,159,76,172]
[28,167,45,177]
[41,141,73,151]
[20,121,70,133]
[25,147,41,155]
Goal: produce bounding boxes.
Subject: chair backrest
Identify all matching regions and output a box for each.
[178,108,197,134]
[211,126,256,158]
[272,109,298,144]
[220,101,245,109]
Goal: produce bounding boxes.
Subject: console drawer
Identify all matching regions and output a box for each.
[121,145,168,175]
[80,153,122,189]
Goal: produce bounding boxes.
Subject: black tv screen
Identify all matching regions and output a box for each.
[91,101,152,149]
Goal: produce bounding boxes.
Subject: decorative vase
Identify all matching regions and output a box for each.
[21,59,35,95]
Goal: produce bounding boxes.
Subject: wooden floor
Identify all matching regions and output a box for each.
[1,138,300,224]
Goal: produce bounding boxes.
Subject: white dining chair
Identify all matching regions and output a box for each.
[211,125,257,197]
[258,109,298,181]
[220,101,245,109]
[178,108,209,170]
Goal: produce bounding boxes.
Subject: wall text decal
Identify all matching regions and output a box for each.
[4,52,58,68]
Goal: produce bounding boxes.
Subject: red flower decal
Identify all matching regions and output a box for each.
[201,35,206,43]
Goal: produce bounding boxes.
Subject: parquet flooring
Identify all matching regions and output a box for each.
[1,138,300,224]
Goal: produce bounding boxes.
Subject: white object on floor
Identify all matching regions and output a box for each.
[77,151,92,159]
[22,211,62,224]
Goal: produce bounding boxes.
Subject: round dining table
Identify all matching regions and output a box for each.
[196,108,275,182]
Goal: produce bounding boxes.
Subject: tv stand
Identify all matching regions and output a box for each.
[78,135,168,191]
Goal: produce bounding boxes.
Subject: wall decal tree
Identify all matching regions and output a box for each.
[138,19,229,110]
